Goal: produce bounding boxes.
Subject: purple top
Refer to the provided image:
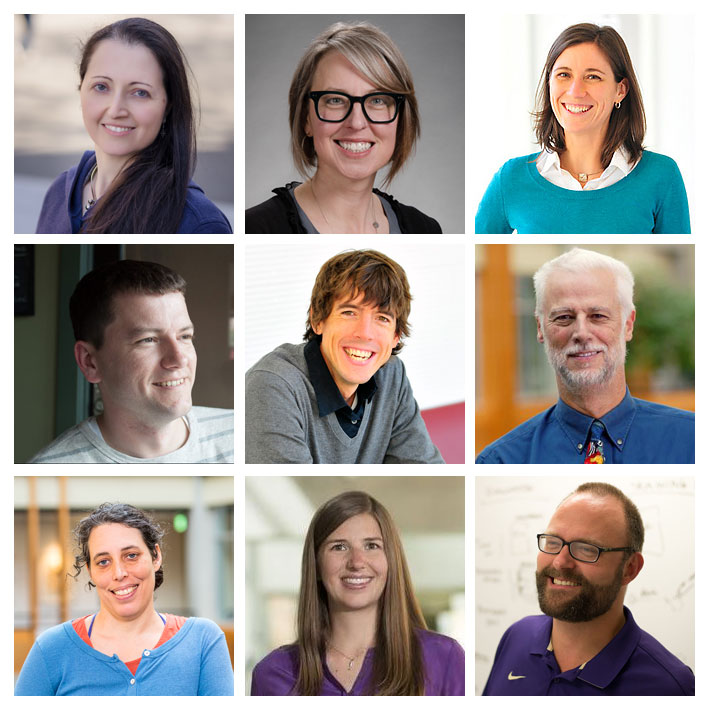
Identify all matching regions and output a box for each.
[251,629,464,696]
[483,606,694,695]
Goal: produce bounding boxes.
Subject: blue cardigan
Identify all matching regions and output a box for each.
[14,617,234,696]
[36,150,232,234]
[476,150,690,234]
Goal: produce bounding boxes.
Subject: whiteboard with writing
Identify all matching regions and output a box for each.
[475,476,694,695]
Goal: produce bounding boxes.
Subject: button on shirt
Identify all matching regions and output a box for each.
[483,607,694,695]
[476,388,694,463]
[304,337,377,438]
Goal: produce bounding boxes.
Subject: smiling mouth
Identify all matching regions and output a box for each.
[341,576,373,589]
[111,584,138,597]
[103,124,135,134]
[563,103,592,114]
[344,347,374,362]
[153,378,186,388]
[336,140,374,154]
[550,577,582,588]
[568,350,601,359]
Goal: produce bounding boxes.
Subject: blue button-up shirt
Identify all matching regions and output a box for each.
[483,606,694,695]
[476,388,694,463]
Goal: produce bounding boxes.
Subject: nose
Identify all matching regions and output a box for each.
[113,560,127,580]
[549,545,576,571]
[571,314,592,341]
[569,76,586,97]
[107,92,129,118]
[345,100,368,130]
[347,547,366,569]
[161,338,189,369]
[352,315,376,341]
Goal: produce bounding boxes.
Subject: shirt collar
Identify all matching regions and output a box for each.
[304,337,377,418]
[536,147,633,180]
[554,387,637,456]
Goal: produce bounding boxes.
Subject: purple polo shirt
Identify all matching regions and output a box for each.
[483,606,694,695]
[251,629,464,696]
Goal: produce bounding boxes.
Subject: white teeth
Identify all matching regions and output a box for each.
[343,577,370,584]
[155,378,185,387]
[338,141,373,153]
[553,578,580,587]
[113,585,138,596]
[104,124,133,133]
[344,348,373,361]
[565,104,591,113]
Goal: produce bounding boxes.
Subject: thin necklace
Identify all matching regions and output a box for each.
[308,180,379,233]
[576,168,604,184]
[84,163,98,212]
[328,642,365,671]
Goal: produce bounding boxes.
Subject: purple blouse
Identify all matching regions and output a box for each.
[251,629,464,696]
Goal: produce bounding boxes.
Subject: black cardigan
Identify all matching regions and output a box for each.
[246,182,442,234]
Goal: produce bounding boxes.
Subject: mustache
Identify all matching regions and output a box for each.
[540,565,587,586]
[563,343,608,356]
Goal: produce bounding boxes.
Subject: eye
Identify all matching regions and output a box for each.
[586,74,602,81]
[553,315,573,323]
[138,336,157,344]
[133,89,150,98]
[555,72,570,79]
[325,95,346,106]
[92,83,109,92]
[330,542,347,551]
[126,552,139,560]
[376,315,391,324]
[365,541,382,550]
[181,333,194,341]
[96,558,110,567]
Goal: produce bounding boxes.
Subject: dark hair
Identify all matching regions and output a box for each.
[70,259,187,348]
[533,23,646,168]
[72,503,166,589]
[78,17,196,233]
[569,482,645,553]
[304,250,411,355]
[297,491,426,695]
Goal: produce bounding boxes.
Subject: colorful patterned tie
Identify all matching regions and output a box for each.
[584,419,605,464]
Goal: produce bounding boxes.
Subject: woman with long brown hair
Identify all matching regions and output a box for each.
[36,17,231,234]
[251,491,464,695]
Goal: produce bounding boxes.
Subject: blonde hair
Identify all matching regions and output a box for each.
[289,22,420,188]
[296,491,426,695]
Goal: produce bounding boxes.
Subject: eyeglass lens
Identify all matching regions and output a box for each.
[316,93,398,122]
[538,535,600,562]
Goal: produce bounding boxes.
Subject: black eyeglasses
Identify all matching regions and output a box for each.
[537,534,634,564]
[308,91,404,124]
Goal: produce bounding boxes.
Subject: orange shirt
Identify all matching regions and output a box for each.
[72,613,187,675]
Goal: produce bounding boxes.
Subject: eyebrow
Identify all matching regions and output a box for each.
[127,324,194,338]
[326,536,384,544]
[548,307,612,316]
[90,75,154,88]
[92,545,140,562]
[553,66,607,75]
[337,302,395,318]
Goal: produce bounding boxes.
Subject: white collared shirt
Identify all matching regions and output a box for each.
[536,147,636,191]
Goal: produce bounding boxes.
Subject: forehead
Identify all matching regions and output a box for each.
[546,493,626,543]
[312,50,378,92]
[553,41,613,72]
[543,268,619,313]
[88,523,146,553]
[326,512,383,541]
[86,39,164,86]
[109,291,190,328]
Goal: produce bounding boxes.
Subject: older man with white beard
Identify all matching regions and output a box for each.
[476,248,694,463]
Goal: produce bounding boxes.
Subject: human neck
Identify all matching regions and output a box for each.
[557,374,627,419]
[298,170,381,234]
[92,149,133,198]
[97,409,188,459]
[559,132,607,177]
[550,604,626,672]
[94,603,161,637]
[328,606,378,656]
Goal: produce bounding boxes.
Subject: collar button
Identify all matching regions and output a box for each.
[577,443,583,450]
[616,439,623,445]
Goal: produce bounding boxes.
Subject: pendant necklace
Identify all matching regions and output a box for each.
[84,163,98,212]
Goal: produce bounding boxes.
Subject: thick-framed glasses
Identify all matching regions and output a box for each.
[537,534,634,564]
[308,91,404,124]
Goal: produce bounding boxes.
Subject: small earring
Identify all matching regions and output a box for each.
[615,101,622,109]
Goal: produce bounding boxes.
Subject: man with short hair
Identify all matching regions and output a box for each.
[29,260,233,463]
[483,482,694,695]
[245,249,443,463]
[476,248,694,463]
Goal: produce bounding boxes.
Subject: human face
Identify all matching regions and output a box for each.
[88,523,161,621]
[313,291,400,404]
[549,42,628,140]
[86,291,196,427]
[305,51,398,184]
[80,39,167,161]
[537,269,634,393]
[536,494,634,622]
[318,513,388,614]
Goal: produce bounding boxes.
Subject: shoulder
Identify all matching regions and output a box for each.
[180,616,225,639]
[374,189,441,233]
[37,152,93,233]
[634,626,695,693]
[251,644,299,695]
[33,620,80,652]
[632,397,694,423]
[181,182,232,233]
[475,407,554,463]
[28,421,94,463]
[417,628,464,658]
[247,343,309,383]
[189,406,234,425]
[495,153,539,178]
[246,184,302,233]
[637,150,682,173]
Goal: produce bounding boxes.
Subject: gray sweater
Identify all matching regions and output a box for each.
[245,343,443,464]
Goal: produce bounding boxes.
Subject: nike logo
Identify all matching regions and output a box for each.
[508,671,526,680]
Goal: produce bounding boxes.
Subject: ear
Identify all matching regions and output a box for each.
[310,308,322,335]
[616,78,629,103]
[304,114,312,138]
[536,316,545,344]
[74,341,102,384]
[624,309,636,342]
[391,332,400,349]
[153,544,162,570]
[622,551,643,585]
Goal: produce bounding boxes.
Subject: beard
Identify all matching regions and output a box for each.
[543,330,627,394]
[535,561,625,622]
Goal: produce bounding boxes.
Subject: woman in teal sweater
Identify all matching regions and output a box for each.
[476,23,690,234]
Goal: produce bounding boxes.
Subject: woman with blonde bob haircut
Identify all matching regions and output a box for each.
[251,491,464,695]
[246,23,442,234]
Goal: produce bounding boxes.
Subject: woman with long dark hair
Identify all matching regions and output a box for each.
[476,23,690,234]
[251,491,464,695]
[36,17,231,234]
[15,503,233,695]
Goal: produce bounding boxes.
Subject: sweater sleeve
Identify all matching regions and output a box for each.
[245,369,314,463]
[439,638,465,696]
[653,158,691,234]
[383,362,444,464]
[476,164,513,234]
[14,640,56,696]
[196,621,234,696]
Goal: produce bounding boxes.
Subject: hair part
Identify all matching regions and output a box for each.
[533,247,635,320]
[565,482,645,554]
[71,502,166,589]
[296,491,426,695]
[289,22,420,188]
[70,259,187,348]
[304,250,411,355]
[78,17,197,233]
[533,23,646,167]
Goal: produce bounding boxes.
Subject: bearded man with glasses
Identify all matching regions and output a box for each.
[483,482,694,696]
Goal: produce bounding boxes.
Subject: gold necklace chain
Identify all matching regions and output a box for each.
[308,180,379,233]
